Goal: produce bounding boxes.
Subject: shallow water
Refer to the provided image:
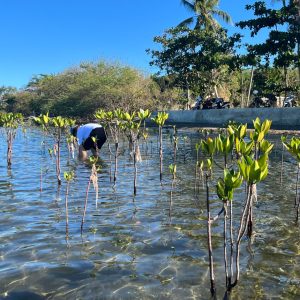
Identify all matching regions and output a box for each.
[0,127,299,299]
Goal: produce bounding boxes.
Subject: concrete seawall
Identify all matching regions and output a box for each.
[164,107,300,130]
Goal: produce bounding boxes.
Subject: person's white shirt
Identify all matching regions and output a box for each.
[77,123,102,145]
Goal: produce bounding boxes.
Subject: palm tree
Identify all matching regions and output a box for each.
[177,1,232,100]
[179,0,232,30]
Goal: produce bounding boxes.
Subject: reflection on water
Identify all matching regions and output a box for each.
[0,127,299,299]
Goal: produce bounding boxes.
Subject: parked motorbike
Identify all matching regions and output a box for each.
[249,94,277,108]
[283,95,297,107]
[192,97,230,110]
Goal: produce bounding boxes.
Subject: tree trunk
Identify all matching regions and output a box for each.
[246,67,254,107]
[214,85,219,98]
[284,66,288,108]
[241,71,244,108]
[186,76,191,109]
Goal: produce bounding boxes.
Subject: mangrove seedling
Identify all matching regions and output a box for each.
[168,163,177,223]
[216,169,243,289]
[0,112,23,166]
[95,109,122,185]
[64,170,74,238]
[121,111,142,196]
[134,109,150,160]
[202,158,216,297]
[151,111,169,182]
[194,142,202,193]
[250,118,272,159]
[81,156,100,233]
[227,153,270,291]
[234,118,273,238]
[142,128,149,158]
[33,113,74,185]
[201,137,217,172]
[282,136,300,222]
[234,138,254,159]
[172,126,178,165]
[280,135,287,184]
[66,133,76,161]
[137,108,151,132]
[183,136,188,162]
[216,133,234,168]
[51,116,75,185]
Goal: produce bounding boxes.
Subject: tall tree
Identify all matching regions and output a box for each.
[179,0,232,30]
[237,1,300,101]
[178,1,233,99]
[148,26,241,100]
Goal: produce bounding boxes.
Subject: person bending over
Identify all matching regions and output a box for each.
[71,123,107,160]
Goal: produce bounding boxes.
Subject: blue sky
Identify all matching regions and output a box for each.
[0,0,271,89]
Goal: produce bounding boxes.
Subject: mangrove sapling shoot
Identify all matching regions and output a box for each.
[204,167,216,297]
[199,140,217,296]
[81,156,99,233]
[172,126,178,165]
[168,164,176,224]
[201,137,216,176]
[95,109,126,186]
[108,143,113,182]
[183,136,188,162]
[194,142,201,193]
[138,109,151,159]
[195,145,205,195]
[229,199,234,286]
[90,143,100,206]
[33,113,66,186]
[66,134,76,161]
[216,133,234,169]
[133,141,138,196]
[64,171,74,239]
[229,184,253,291]
[142,129,149,161]
[121,110,144,196]
[50,116,75,186]
[113,135,120,185]
[280,136,286,185]
[151,112,169,182]
[224,201,229,286]
[216,168,243,289]
[282,137,300,221]
[0,112,24,167]
[159,126,163,182]
[246,118,272,236]
[228,153,270,291]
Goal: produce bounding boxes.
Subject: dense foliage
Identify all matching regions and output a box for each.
[0,62,183,117]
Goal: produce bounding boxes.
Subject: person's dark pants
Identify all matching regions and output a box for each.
[82,127,107,151]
